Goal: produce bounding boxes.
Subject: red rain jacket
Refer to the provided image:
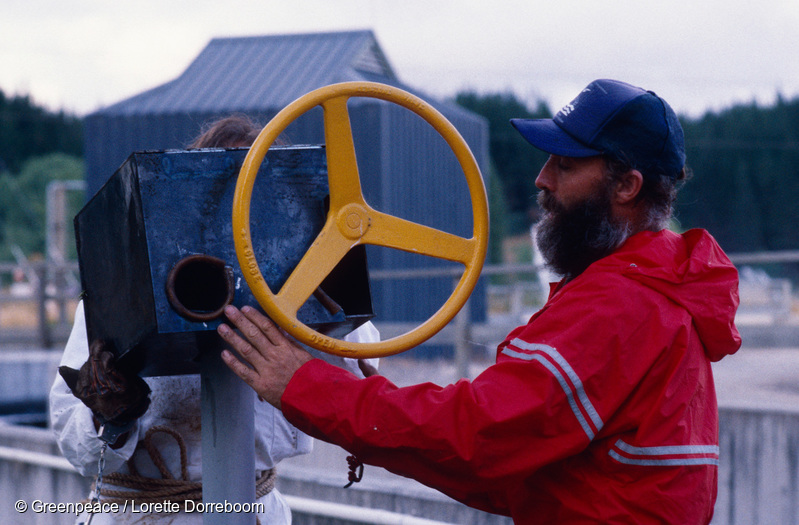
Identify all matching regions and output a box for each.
[283,229,741,524]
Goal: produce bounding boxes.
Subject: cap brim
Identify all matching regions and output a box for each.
[510,118,601,157]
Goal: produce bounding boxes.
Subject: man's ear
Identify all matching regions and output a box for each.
[614,169,643,205]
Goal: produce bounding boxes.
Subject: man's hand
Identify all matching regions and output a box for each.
[218,305,313,410]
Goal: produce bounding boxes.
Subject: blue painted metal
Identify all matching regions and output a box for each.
[96,31,395,117]
[82,31,490,353]
[74,146,373,377]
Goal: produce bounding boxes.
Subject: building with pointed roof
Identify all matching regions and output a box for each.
[83,30,488,345]
[94,30,397,117]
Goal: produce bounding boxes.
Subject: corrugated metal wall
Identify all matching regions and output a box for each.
[361,101,488,329]
[82,33,489,351]
[85,111,278,195]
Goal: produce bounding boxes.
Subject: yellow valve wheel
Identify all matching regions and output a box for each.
[233,81,488,358]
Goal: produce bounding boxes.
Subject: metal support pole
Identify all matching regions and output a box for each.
[200,343,256,524]
[46,180,85,326]
[46,180,85,259]
[453,277,471,380]
[35,265,52,349]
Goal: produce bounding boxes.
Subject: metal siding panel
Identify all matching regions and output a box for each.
[182,47,236,113]
[93,31,378,117]
[86,115,115,196]
[346,103,386,318]
[82,30,490,327]
[228,42,286,110]
[404,103,486,324]
[375,104,455,323]
[83,115,104,199]
[264,40,317,109]
[437,111,489,323]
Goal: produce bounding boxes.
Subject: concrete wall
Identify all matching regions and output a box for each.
[714,409,799,525]
[0,424,90,525]
[0,351,61,405]
[0,420,504,525]
[1,406,798,525]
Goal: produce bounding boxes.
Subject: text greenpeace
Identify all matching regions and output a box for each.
[31,501,121,515]
[25,499,264,516]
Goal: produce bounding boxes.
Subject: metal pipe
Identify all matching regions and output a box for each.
[283,495,459,525]
[165,254,235,322]
[0,445,76,472]
[452,277,471,380]
[200,344,256,525]
[45,179,86,264]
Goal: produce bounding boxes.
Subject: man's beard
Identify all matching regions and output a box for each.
[535,184,631,280]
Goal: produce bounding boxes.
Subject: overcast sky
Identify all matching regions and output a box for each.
[2,0,798,119]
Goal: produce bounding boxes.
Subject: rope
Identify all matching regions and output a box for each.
[95,425,275,507]
[344,455,364,488]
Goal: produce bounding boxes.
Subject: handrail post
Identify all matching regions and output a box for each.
[453,277,471,379]
[34,264,52,349]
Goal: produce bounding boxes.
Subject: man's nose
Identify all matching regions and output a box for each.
[535,157,555,191]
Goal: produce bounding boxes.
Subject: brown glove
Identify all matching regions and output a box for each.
[58,340,151,428]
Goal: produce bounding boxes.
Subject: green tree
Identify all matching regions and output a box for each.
[0,153,85,261]
[0,89,83,173]
[455,91,552,236]
[484,160,508,264]
[678,96,799,253]
[455,87,799,260]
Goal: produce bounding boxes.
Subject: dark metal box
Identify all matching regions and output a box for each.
[74,146,373,376]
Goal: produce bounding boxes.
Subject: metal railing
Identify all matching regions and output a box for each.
[1,249,797,351]
[0,261,80,348]
[0,437,460,525]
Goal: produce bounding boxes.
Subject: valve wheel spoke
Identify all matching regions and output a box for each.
[233,82,488,358]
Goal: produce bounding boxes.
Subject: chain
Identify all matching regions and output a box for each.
[96,441,108,501]
[81,440,108,525]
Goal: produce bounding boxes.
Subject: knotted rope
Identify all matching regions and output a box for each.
[95,426,275,505]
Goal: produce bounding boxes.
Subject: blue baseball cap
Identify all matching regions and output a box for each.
[511,79,685,179]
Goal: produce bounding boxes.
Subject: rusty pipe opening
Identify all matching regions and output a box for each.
[166,254,235,322]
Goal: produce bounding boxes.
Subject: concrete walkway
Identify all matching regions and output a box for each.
[712,346,799,413]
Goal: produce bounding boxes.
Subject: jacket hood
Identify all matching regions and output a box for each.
[593,229,741,361]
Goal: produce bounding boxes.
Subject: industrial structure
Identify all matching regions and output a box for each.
[83,30,489,346]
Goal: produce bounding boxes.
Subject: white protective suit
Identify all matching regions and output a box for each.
[49,301,379,524]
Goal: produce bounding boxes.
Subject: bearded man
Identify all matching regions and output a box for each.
[217,79,742,525]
